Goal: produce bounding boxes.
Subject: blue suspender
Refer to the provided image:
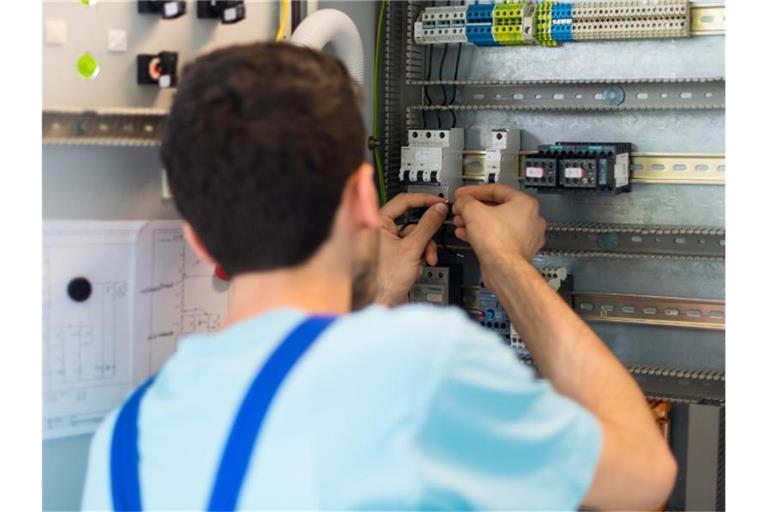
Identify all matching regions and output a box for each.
[110,316,336,512]
[110,376,156,512]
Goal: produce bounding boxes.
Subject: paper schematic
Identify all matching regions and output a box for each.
[43,221,229,439]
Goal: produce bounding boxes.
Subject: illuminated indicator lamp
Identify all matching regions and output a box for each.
[525,167,545,178]
[564,167,584,179]
[485,310,495,320]
[80,0,99,6]
[76,52,100,79]
[214,265,230,282]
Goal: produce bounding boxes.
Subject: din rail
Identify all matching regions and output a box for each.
[573,292,725,330]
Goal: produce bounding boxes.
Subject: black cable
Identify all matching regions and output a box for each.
[437,43,449,129]
[423,44,434,128]
[449,43,462,128]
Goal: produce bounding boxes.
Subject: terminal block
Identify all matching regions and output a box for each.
[466,3,497,46]
[524,142,632,194]
[196,0,246,24]
[414,5,468,44]
[137,51,179,88]
[409,266,462,306]
[415,0,689,46]
[399,128,464,200]
[138,1,187,19]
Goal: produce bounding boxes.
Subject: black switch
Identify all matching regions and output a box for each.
[430,171,438,183]
[197,1,246,24]
[138,1,187,20]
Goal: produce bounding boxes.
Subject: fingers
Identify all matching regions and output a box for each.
[454,183,518,205]
[408,202,449,249]
[452,194,483,219]
[453,215,465,228]
[380,193,446,220]
[455,227,468,241]
[425,240,438,266]
[401,225,438,265]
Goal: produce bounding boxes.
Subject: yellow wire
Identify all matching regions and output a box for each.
[275,0,289,42]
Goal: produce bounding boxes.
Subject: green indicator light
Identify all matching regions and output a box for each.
[77,52,100,79]
[549,144,563,150]
[80,0,99,6]
[588,145,603,151]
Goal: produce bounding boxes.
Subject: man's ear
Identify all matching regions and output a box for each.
[182,222,218,266]
[348,162,381,230]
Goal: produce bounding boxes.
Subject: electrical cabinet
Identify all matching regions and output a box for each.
[387,2,725,510]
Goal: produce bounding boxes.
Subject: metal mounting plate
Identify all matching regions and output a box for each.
[410,77,725,111]
[574,292,725,330]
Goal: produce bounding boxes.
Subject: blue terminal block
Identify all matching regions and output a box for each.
[466,3,494,24]
[551,2,573,20]
[551,20,573,42]
[467,24,499,46]
[466,3,498,46]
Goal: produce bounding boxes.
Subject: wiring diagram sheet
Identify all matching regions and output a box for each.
[43,221,229,439]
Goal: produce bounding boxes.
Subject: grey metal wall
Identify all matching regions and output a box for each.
[42,1,378,510]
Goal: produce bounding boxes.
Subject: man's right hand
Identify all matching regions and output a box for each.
[451,184,547,291]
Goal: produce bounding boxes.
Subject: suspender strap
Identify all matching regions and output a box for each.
[110,376,156,512]
[206,315,336,511]
[109,316,335,512]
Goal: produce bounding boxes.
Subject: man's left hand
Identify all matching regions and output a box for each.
[375,193,449,306]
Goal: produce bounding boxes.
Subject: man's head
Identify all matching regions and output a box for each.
[161,42,380,303]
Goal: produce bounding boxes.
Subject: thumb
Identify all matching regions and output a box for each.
[407,201,449,249]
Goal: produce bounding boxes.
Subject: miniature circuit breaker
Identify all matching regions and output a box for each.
[481,128,520,185]
[463,128,521,186]
[399,128,465,200]
[523,142,632,193]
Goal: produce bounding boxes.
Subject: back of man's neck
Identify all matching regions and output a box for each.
[221,262,352,330]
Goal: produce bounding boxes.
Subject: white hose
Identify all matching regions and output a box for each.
[290,9,365,86]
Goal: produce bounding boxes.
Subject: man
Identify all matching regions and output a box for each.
[83,43,676,510]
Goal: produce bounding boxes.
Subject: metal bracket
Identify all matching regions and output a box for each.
[408,77,725,112]
[690,3,725,35]
[631,153,725,184]
[43,109,166,146]
[574,292,725,330]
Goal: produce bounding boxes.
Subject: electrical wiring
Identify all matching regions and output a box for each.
[437,43,449,129]
[423,44,434,128]
[275,0,290,42]
[449,44,462,127]
[372,0,388,205]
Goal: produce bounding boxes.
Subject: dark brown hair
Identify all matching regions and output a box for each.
[161,42,365,276]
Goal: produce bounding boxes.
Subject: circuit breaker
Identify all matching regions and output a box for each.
[399,128,464,200]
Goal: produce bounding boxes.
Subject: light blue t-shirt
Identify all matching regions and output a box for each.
[82,304,601,510]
